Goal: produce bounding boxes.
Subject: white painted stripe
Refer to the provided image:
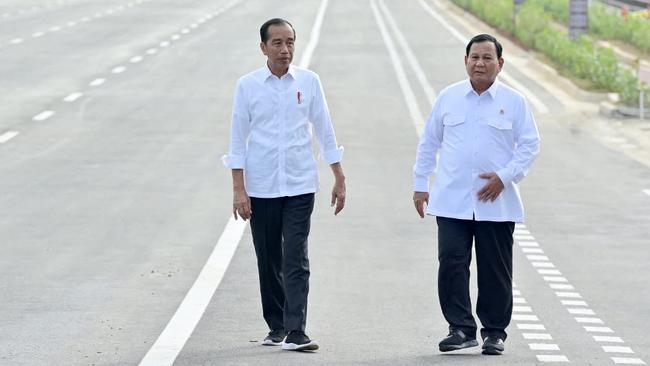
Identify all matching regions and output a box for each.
[594,336,624,343]
[513,297,527,304]
[89,78,106,86]
[370,0,424,134]
[543,276,568,282]
[33,110,54,121]
[299,0,328,68]
[518,241,539,247]
[513,305,532,312]
[512,289,521,295]
[527,255,549,261]
[171,34,181,40]
[562,300,587,306]
[568,308,595,315]
[529,343,560,351]
[515,235,535,240]
[532,262,555,268]
[0,131,19,144]
[32,32,45,37]
[584,326,614,333]
[515,223,526,229]
[181,28,190,34]
[10,38,23,44]
[575,317,603,324]
[538,269,562,275]
[137,217,246,366]
[49,26,61,32]
[556,292,582,298]
[81,17,90,22]
[190,23,198,28]
[517,323,545,330]
[522,248,544,254]
[515,229,531,234]
[130,56,143,63]
[67,21,76,26]
[513,314,539,321]
[146,48,158,55]
[63,92,83,102]
[160,41,170,47]
[377,0,436,103]
[611,358,645,365]
[643,189,650,197]
[537,355,569,363]
[549,283,574,290]
[112,66,127,74]
[523,333,553,340]
[603,346,634,354]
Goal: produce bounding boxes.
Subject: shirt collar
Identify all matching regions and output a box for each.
[259,63,296,82]
[464,78,500,98]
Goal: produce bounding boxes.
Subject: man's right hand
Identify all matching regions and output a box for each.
[413,191,429,218]
[233,188,252,221]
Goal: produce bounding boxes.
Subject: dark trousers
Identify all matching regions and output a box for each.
[436,216,515,340]
[249,193,315,332]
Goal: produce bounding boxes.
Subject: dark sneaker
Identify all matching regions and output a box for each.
[439,329,478,352]
[281,330,319,351]
[262,329,286,346]
[482,336,505,355]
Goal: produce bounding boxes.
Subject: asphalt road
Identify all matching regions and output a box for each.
[1,0,649,365]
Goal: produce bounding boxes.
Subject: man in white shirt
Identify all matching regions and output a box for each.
[222,18,346,352]
[413,34,540,355]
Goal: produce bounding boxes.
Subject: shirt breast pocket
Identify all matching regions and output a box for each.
[487,117,514,146]
[442,114,466,143]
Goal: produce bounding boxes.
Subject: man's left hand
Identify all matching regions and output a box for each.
[331,179,346,215]
[478,172,504,202]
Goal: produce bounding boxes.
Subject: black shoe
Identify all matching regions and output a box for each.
[262,329,286,346]
[439,329,478,352]
[482,336,505,355]
[281,330,319,351]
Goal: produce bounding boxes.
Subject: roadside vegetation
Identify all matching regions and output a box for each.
[451,0,649,106]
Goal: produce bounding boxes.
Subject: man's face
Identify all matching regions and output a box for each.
[260,23,295,71]
[464,41,504,87]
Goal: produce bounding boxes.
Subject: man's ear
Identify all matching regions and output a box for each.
[260,42,267,56]
[498,57,504,70]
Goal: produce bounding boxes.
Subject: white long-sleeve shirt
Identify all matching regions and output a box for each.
[413,79,540,222]
[222,64,343,198]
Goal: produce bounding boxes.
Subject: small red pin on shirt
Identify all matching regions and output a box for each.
[297,91,302,104]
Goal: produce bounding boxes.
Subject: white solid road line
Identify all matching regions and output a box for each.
[0,131,19,144]
[137,218,246,366]
[138,0,324,364]
[377,0,436,104]
[298,0,328,69]
[370,0,424,135]
[643,189,650,196]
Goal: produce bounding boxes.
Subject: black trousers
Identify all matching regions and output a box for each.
[249,193,315,332]
[436,216,515,340]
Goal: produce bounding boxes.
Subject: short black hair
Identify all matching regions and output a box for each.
[260,18,296,44]
[466,34,503,59]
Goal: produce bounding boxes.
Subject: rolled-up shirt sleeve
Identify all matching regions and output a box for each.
[496,98,540,186]
[310,75,343,165]
[413,96,444,192]
[222,79,250,169]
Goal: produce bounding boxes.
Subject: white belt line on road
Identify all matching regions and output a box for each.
[137,0,328,364]
[516,223,646,364]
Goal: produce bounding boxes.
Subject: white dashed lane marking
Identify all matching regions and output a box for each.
[63,92,83,102]
[89,78,106,86]
[32,110,54,121]
[0,131,19,144]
